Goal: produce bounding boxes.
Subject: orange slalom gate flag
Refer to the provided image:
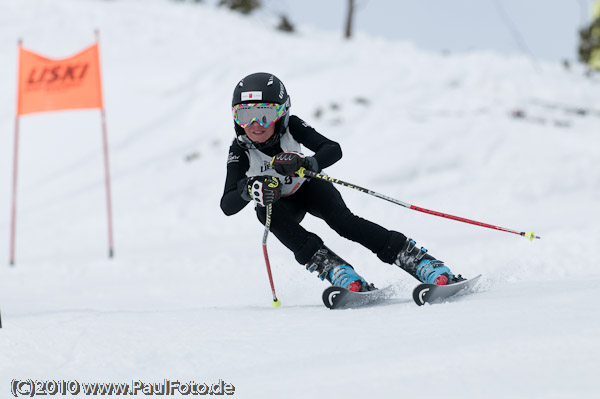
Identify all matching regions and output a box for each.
[17,43,103,116]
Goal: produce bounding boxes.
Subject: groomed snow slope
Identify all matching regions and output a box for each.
[1,1,599,398]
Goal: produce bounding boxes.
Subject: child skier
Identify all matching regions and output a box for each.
[220,72,462,292]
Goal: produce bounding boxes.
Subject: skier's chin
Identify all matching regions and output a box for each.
[249,132,270,143]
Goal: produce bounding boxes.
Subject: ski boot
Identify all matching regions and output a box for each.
[306,245,376,292]
[394,238,463,285]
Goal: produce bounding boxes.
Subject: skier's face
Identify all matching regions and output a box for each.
[243,121,276,143]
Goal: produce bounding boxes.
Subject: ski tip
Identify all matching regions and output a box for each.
[322,286,342,309]
[412,274,483,306]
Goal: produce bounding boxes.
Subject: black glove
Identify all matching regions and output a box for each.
[270,152,319,176]
[239,176,281,207]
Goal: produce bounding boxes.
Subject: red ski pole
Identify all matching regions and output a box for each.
[262,204,281,307]
[298,168,540,241]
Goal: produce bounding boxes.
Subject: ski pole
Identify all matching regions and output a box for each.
[297,168,540,241]
[262,203,281,307]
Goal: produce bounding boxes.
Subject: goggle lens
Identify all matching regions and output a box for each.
[233,103,287,128]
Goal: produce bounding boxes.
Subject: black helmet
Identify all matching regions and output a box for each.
[231,72,291,149]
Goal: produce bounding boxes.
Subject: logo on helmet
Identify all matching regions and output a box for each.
[241,91,262,101]
[279,82,285,100]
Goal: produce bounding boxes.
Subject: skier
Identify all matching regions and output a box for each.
[220,72,463,292]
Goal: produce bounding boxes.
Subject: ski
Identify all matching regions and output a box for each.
[322,275,482,309]
[322,285,395,309]
[412,274,482,306]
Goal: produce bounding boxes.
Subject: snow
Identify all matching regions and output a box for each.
[1,0,599,397]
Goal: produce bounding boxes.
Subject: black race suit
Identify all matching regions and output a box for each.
[220,115,406,265]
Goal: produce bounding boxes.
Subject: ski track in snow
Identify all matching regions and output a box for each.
[0,0,599,398]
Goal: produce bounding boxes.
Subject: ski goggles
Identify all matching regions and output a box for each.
[232,102,287,128]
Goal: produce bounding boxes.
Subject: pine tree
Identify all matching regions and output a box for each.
[218,0,261,15]
[578,2,600,70]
